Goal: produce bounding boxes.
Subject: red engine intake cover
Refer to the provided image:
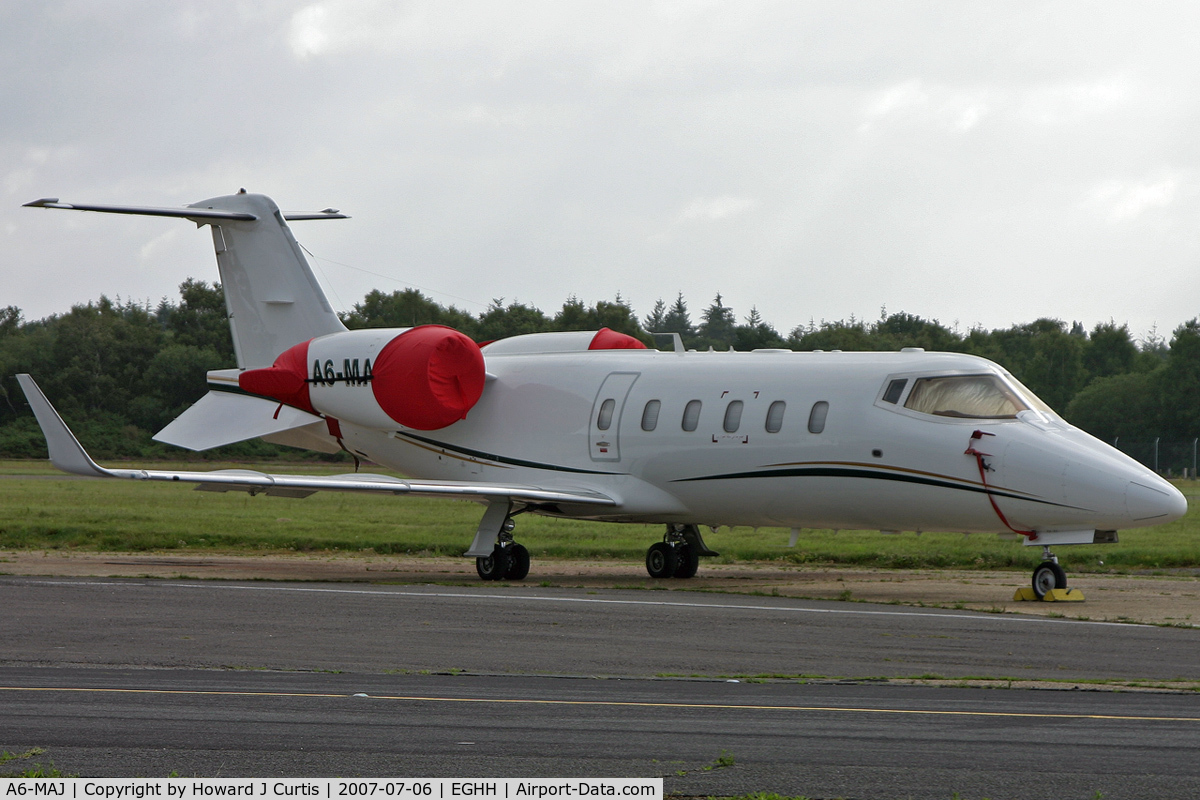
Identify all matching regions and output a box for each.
[372,325,486,430]
[589,328,647,350]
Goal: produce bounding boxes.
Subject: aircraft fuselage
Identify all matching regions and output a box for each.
[317,343,1182,538]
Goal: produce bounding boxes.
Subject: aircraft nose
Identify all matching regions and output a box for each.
[1126,479,1188,525]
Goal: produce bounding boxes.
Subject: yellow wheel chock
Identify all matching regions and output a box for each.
[1013,587,1085,602]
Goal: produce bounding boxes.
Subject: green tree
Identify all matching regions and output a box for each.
[660,293,695,345]
[0,306,20,337]
[160,279,235,360]
[788,317,874,351]
[1083,321,1138,381]
[49,297,165,419]
[1159,319,1200,438]
[873,312,961,352]
[592,298,649,342]
[1065,370,1164,441]
[733,306,786,350]
[476,299,550,341]
[697,293,737,350]
[342,288,478,338]
[133,343,228,431]
[550,296,649,343]
[643,299,668,332]
[552,296,592,331]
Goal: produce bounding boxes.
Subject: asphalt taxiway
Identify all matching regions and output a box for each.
[3,576,1199,798]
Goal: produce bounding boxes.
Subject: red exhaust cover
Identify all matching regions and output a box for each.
[238,339,314,413]
[372,325,485,429]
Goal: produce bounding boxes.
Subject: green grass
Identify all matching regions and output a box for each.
[1,459,1197,571]
[0,748,70,778]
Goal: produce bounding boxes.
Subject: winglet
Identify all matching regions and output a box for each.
[15,374,114,478]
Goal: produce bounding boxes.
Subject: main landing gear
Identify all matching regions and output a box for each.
[1031,546,1067,600]
[475,517,531,581]
[645,524,719,579]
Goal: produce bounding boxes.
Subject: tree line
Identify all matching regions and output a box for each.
[1,281,1197,459]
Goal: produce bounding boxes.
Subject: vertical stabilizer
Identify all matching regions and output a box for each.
[187,192,347,368]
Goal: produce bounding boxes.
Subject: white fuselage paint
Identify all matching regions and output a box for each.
[302,343,1185,535]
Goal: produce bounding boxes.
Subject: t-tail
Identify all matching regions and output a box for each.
[24,190,348,368]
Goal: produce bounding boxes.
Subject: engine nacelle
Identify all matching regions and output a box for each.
[239,325,486,430]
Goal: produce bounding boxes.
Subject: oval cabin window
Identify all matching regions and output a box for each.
[682,399,702,432]
[723,400,743,433]
[765,400,786,433]
[641,400,661,431]
[596,398,616,431]
[808,401,829,434]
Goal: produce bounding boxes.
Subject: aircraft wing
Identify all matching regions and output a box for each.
[14,374,615,508]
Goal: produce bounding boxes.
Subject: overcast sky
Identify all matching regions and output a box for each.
[3,1,1198,342]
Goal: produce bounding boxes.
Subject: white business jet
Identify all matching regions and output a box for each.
[17,191,1187,596]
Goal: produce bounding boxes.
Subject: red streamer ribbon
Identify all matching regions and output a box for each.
[965,430,1037,541]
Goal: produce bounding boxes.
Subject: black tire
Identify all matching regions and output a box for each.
[476,545,511,581]
[673,543,699,579]
[505,544,531,581]
[1031,561,1067,599]
[646,541,678,579]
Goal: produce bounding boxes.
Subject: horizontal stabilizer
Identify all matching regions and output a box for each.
[22,198,348,221]
[153,391,325,451]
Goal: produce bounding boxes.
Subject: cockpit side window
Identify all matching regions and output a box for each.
[1004,373,1057,415]
[904,374,1028,419]
[882,378,907,404]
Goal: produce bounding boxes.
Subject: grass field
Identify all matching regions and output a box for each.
[1,459,1198,572]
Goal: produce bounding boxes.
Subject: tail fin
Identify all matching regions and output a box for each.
[24,191,348,368]
[189,192,346,367]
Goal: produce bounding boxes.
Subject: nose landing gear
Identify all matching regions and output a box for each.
[1031,546,1067,599]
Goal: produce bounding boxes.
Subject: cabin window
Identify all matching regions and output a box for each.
[882,378,907,404]
[596,398,616,430]
[723,400,743,433]
[641,400,661,431]
[682,399,702,432]
[765,400,786,433]
[904,374,1027,419]
[808,401,829,434]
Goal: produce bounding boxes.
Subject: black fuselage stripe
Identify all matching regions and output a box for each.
[674,467,1075,509]
[398,432,622,476]
[208,382,259,398]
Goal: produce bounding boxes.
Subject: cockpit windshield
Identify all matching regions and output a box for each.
[903,374,1028,419]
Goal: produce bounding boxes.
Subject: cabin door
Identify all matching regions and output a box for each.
[589,372,639,462]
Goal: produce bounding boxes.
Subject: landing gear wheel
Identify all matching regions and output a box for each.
[476,545,512,581]
[646,542,679,579]
[673,543,699,579]
[1032,561,1067,599]
[504,543,530,581]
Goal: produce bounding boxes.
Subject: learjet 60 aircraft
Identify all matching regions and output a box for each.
[17,191,1188,596]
